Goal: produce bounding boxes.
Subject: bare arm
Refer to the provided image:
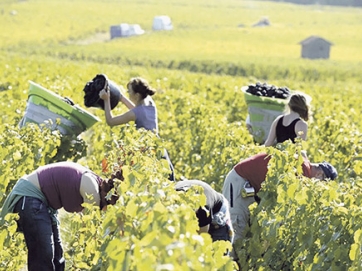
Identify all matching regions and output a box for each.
[295,120,308,141]
[99,89,136,127]
[264,115,282,147]
[120,94,136,110]
[118,85,135,109]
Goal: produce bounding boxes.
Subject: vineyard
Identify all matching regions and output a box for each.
[0,0,362,270]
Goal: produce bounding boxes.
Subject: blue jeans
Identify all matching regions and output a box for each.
[14,196,65,271]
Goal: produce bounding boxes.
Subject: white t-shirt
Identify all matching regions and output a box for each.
[79,172,100,207]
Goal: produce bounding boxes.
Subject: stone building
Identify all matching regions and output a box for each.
[299,36,333,59]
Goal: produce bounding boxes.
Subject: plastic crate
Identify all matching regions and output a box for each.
[242,87,311,144]
[19,81,100,136]
[242,87,288,144]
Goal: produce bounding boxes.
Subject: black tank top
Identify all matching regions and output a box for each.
[276,116,301,143]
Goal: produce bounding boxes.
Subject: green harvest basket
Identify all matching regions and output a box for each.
[242,87,288,144]
[19,81,100,136]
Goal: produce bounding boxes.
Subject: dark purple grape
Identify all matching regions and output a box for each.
[244,82,291,99]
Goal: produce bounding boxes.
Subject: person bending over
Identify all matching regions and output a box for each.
[222,152,337,252]
[0,161,122,271]
[175,179,234,244]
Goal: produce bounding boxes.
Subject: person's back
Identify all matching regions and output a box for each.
[233,153,271,193]
[131,96,158,133]
[37,162,102,212]
[223,152,337,260]
[264,93,309,146]
[175,180,234,243]
[0,161,120,271]
[275,116,301,143]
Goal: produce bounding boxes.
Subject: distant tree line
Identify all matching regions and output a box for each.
[258,0,362,7]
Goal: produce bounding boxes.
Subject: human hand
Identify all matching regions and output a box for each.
[99,88,110,100]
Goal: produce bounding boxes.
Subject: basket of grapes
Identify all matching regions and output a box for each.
[242,82,291,144]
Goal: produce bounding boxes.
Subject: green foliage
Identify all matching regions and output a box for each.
[0,214,27,271]
[61,132,235,270]
[60,206,106,270]
[0,0,361,270]
[238,146,362,270]
[100,168,234,271]
[0,123,59,203]
[1,52,362,269]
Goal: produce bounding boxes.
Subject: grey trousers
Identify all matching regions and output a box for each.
[222,169,255,243]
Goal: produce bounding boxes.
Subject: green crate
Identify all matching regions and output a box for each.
[19,81,100,136]
[243,87,288,144]
[242,87,311,144]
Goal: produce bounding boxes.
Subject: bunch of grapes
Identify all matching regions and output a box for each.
[245,82,291,99]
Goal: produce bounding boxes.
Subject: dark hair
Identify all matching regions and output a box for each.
[288,94,309,121]
[319,162,338,180]
[127,77,156,99]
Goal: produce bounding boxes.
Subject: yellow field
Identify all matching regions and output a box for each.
[1,0,361,64]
